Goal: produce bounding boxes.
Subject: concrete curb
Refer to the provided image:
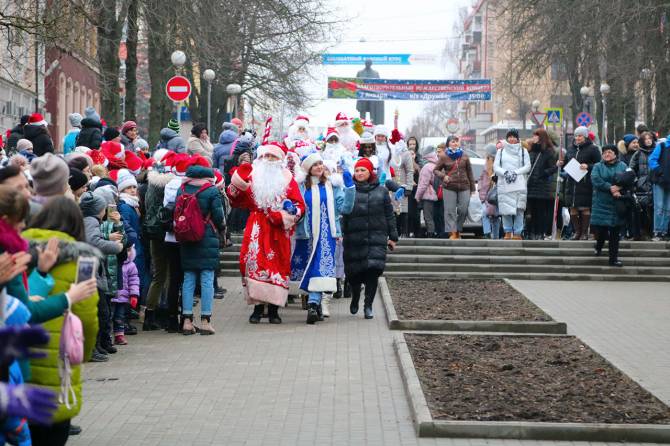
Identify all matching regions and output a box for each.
[394,332,670,442]
[380,277,567,334]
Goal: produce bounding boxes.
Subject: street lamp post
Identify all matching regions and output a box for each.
[203,69,216,133]
[171,50,187,131]
[600,82,611,144]
[226,83,242,121]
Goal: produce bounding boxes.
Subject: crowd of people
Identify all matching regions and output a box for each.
[1,105,670,444]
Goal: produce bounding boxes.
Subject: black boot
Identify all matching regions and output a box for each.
[306,303,319,324]
[333,279,342,299]
[249,304,264,324]
[350,283,361,314]
[363,289,375,319]
[343,279,352,298]
[268,304,282,324]
[142,309,161,331]
[166,315,180,333]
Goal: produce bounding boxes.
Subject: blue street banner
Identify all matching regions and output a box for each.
[328,77,492,101]
[321,54,436,65]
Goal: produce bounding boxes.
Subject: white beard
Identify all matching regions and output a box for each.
[322,143,344,162]
[336,125,359,152]
[251,159,287,210]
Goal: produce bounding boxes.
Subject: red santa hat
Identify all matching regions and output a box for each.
[334,112,350,126]
[162,151,176,167]
[293,115,310,128]
[172,154,191,176]
[125,151,143,175]
[325,127,339,142]
[88,149,109,167]
[257,143,285,160]
[231,163,252,191]
[189,155,211,168]
[108,169,119,183]
[28,113,48,127]
[101,141,125,160]
[143,158,156,170]
[153,148,169,164]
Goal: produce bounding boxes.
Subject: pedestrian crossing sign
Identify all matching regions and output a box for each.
[545,108,563,126]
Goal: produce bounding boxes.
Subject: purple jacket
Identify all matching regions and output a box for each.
[113,247,140,303]
[415,153,439,202]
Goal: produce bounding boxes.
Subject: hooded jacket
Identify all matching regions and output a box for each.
[212,129,238,172]
[75,118,103,149]
[493,141,532,215]
[23,124,54,156]
[143,169,175,240]
[113,247,139,304]
[415,152,439,201]
[157,128,186,153]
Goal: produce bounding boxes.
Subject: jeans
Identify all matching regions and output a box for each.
[502,210,525,234]
[443,189,470,232]
[112,302,127,335]
[482,203,501,239]
[652,184,670,234]
[307,291,322,305]
[182,269,214,317]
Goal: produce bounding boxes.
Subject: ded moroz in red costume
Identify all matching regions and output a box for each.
[227,144,306,307]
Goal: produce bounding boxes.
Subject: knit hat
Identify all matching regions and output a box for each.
[221,122,239,133]
[66,152,93,171]
[135,137,149,150]
[325,127,339,142]
[574,126,589,139]
[103,127,120,141]
[30,153,69,196]
[231,118,243,129]
[419,144,436,158]
[484,143,498,158]
[373,125,389,138]
[93,184,117,205]
[359,132,375,145]
[505,128,519,140]
[186,165,214,179]
[120,121,137,135]
[354,157,375,181]
[116,168,138,192]
[334,112,349,126]
[101,141,124,160]
[301,152,322,174]
[79,191,107,217]
[84,106,101,123]
[16,139,33,152]
[623,134,638,148]
[28,113,48,127]
[68,113,83,128]
[68,168,88,191]
[257,143,285,160]
[167,118,180,132]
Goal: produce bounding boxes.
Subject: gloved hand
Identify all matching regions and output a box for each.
[342,170,354,188]
[394,188,405,201]
[0,383,58,425]
[0,326,49,362]
[282,199,297,215]
[130,296,138,309]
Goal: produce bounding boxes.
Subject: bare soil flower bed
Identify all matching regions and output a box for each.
[406,333,670,424]
[387,278,551,321]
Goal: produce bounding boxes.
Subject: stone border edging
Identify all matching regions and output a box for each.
[393,332,670,442]
[379,277,567,334]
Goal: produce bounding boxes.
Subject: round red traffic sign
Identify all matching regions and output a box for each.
[165,76,192,102]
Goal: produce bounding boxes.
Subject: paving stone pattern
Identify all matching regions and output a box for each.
[68,277,670,446]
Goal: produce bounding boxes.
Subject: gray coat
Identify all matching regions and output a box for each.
[493,142,531,215]
[391,147,416,213]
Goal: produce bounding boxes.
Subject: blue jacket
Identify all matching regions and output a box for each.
[294,182,355,239]
[212,130,237,173]
[62,128,80,154]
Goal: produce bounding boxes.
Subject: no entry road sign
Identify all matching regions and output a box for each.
[166,76,192,102]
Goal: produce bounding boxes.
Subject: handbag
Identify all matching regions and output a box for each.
[486,183,498,206]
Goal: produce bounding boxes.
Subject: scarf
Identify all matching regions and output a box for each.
[0,218,29,254]
[120,193,139,209]
[447,148,463,160]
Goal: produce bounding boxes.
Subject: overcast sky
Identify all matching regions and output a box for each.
[304,0,472,130]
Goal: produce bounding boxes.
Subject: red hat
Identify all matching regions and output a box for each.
[588,131,596,141]
[293,115,310,128]
[108,169,120,182]
[334,112,349,125]
[325,127,339,142]
[214,170,224,187]
[88,149,109,167]
[28,113,48,127]
[120,120,137,134]
[257,143,285,160]
[162,151,176,167]
[125,150,143,174]
[172,154,191,176]
[101,141,124,160]
[354,157,375,182]
[231,118,243,128]
[188,155,211,169]
[143,158,156,170]
[231,163,252,191]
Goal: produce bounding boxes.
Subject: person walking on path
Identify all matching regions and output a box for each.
[494,129,531,240]
[433,135,475,240]
[342,158,398,320]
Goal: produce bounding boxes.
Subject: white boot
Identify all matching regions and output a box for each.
[322,293,332,317]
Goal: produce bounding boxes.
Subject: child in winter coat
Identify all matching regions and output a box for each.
[414,145,440,237]
[112,246,140,345]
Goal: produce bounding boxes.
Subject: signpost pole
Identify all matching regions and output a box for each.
[550,117,565,240]
[176,101,181,131]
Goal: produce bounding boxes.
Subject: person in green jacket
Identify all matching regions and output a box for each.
[22,197,99,446]
[591,145,629,267]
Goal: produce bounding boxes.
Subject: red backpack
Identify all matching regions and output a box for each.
[173,183,212,242]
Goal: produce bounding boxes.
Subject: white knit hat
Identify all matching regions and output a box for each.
[116,168,138,192]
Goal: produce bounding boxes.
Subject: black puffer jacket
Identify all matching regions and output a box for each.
[563,140,601,208]
[76,118,103,149]
[342,180,398,275]
[23,124,54,156]
[6,125,24,152]
[526,144,557,199]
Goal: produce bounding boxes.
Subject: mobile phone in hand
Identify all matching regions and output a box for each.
[75,256,97,283]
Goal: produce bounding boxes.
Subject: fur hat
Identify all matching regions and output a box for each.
[359,132,375,145]
[373,125,389,138]
[301,152,322,174]
[69,113,83,128]
[116,168,138,192]
[30,153,69,196]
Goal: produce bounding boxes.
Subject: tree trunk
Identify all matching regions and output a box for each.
[125,0,139,121]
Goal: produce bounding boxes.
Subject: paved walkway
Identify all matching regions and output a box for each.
[68,278,670,446]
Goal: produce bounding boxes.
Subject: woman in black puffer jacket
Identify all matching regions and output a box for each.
[526,128,557,239]
[342,157,398,320]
